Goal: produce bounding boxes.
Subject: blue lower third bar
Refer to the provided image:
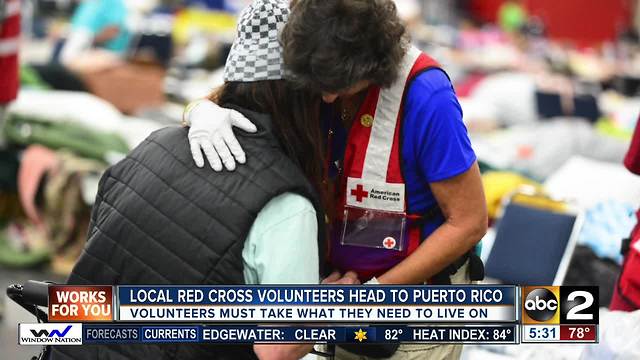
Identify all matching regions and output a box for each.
[82,325,517,344]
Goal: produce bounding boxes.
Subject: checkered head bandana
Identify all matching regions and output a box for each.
[224,0,289,82]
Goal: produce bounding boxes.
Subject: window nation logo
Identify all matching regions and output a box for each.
[19,323,83,345]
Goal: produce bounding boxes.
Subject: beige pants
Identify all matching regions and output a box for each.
[326,263,471,360]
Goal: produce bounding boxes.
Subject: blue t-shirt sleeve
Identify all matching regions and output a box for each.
[404,70,476,183]
[71,2,102,33]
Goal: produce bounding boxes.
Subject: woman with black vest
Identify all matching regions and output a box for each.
[49,1,355,359]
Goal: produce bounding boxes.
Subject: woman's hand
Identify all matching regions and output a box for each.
[186,100,257,171]
[321,271,360,285]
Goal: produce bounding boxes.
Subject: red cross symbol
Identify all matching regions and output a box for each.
[350,184,369,202]
[383,237,396,249]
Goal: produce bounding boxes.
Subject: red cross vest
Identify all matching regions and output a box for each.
[0,0,20,104]
[329,46,444,281]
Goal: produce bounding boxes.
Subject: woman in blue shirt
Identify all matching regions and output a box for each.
[60,0,131,65]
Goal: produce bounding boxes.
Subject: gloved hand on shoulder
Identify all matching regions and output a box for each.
[185,100,257,171]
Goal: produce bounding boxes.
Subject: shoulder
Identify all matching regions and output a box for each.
[147,125,187,140]
[137,126,187,153]
[403,69,461,125]
[406,68,454,105]
[71,3,96,26]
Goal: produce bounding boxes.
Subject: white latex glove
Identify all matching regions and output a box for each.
[186,100,257,171]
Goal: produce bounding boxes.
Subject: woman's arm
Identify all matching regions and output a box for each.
[377,162,487,284]
[247,193,357,360]
[243,193,319,284]
[93,25,120,45]
[245,194,318,359]
[60,28,93,65]
[249,193,357,360]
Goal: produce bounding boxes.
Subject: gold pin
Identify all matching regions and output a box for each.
[360,114,374,128]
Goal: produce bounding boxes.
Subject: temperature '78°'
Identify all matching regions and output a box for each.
[569,326,590,339]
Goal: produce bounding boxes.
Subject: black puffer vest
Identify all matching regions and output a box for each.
[50,107,326,360]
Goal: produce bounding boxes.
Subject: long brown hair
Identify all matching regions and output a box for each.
[208,81,325,203]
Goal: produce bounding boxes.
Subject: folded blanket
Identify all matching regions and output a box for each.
[4,113,129,162]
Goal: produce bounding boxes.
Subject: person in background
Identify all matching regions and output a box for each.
[59,0,131,68]
[611,116,640,312]
[0,0,20,148]
[50,1,356,359]
[185,1,487,358]
[498,0,528,34]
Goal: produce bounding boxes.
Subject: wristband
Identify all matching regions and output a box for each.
[181,99,208,127]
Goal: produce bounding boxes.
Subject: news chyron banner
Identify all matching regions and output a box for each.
[17,285,518,345]
[17,285,597,345]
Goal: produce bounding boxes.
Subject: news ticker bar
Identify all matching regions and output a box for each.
[19,324,520,345]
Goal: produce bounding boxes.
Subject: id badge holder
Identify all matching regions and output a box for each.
[340,206,407,251]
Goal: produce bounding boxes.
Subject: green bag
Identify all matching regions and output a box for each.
[4,114,129,162]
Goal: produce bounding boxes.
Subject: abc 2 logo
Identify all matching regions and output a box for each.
[522,286,599,325]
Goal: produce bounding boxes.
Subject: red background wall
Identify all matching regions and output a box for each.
[468,0,634,47]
